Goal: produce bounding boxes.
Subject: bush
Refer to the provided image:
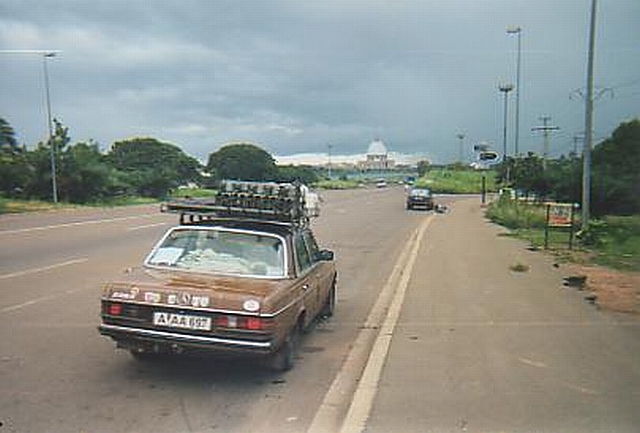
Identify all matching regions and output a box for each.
[486,197,547,229]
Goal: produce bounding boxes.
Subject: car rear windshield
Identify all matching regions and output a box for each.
[145,227,286,278]
[411,189,431,196]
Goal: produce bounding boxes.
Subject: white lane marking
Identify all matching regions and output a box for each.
[518,357,548,368]
[127,222,168,231]
[307,216,433,433]
[0,258,88,280]
[338,216,431,433]
[1,294,57,313]
[0,213,159,236]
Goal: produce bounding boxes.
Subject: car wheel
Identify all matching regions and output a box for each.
[320,280,336,318]
[269,322,300,372]
[129,349,158,361]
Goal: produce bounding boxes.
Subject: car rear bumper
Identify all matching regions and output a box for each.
[99,323,274,354]
[407,200,433,208]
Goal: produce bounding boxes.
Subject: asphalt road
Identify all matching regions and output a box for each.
[1,189,639,433]
[0,188,423,433]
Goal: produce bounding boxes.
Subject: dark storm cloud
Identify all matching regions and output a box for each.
[1,0,638,162]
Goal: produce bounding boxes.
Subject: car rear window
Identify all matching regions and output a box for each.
[145,227,286,278]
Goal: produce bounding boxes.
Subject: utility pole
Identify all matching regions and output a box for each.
[582,0,598,230]
[532,116,559,169]
[573,134,585,156]
[456,133,465,165]
[327,144,333,179]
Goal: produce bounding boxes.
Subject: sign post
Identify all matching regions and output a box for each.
[545,202,579,250]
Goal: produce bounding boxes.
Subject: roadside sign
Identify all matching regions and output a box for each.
[548,203,574,227]
[544,202,579,249]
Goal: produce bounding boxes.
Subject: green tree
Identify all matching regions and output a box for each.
[0,148,31,197]
[0,117,18,151]
[544,155,581,203]
[23,142,54,200]
[0,117,30,196]
[206,143,277,183]
[417,160,431,177]
[509,152,548,199]
[108,137,202,198]
[275,165,319,185]
[58,141,121,203]
[592,119,640,215]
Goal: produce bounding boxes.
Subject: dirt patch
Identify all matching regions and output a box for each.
[562,263,640,315]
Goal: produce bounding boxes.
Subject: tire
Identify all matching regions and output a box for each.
[320,280,336,318]
[129,349,158,362]
[268,323,300,372]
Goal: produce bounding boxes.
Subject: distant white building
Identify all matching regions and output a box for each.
[360,139,395,170]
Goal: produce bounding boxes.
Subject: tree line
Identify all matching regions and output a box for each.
[495,118,640,217]
[0,118,318,203]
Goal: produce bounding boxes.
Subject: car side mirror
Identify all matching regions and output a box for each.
[318,249,334,261]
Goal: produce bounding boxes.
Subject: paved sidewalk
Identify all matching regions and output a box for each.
[365,198,640,433]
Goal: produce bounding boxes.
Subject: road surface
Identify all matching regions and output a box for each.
[1,188,639,433]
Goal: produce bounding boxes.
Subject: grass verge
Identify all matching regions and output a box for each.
[487,198,640,272]
[415,168,497,194]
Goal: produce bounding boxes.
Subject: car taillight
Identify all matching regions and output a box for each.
[108,303,123,316]
[216,315,269,331]
[216,315,237,328]
[245,317,263,330]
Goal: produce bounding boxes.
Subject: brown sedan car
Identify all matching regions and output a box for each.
[99,181,337,371]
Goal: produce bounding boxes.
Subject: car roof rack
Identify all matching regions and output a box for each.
[161,180,314,226]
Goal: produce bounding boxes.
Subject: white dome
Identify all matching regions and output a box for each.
[367,139,388,155]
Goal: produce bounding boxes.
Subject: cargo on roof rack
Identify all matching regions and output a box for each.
[161,180,316,225]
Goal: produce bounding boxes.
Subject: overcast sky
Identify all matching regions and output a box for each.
[1,0,639,164]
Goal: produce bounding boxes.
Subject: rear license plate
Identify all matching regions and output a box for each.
[153,312,212,331]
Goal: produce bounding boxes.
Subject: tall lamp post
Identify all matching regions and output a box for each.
[582,0,598,230]
[498,83,514,160]
[43,52,58,203]
[0,49,60,203]
[507,26,522,156]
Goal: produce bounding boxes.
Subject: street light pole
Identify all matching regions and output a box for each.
[0,49,61,203]
[498,84,514,160]
[507,26,522,156]
[582,0,598,230]
[43,52,58,203]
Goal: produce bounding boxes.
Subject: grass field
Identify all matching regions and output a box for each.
[0,196,157,214]
[415,168,497,194]
[487,197,640,272]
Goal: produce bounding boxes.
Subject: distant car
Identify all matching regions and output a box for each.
[404,176,416,186]
[99,180,337,371]
[375,179,388,188]
[406,188,434,210]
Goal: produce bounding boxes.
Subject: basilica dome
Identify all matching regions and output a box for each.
[367,139,388,156]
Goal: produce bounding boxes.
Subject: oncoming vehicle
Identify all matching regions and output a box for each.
[99,181,337,371]
[406,187,434,210]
